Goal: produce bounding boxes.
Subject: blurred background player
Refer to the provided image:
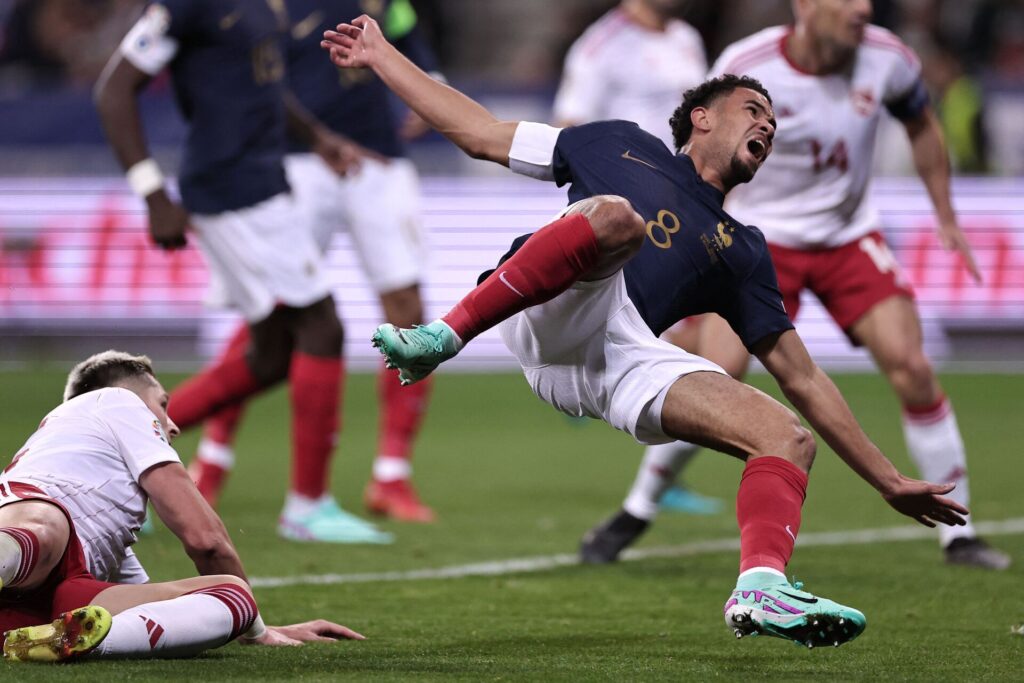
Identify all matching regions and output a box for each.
[584,0,1011,570]
[0,351,363,661]
[553,0,721,518]
[93,0,391,544]
[189,0,441,524]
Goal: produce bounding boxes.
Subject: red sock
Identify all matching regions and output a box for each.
[203,324,252,445]
[169,328,261,431]
[736,456,809,574]
[377,364,432,463]
[0,527,40,587]
[289,353,343,499]
[442,213,600,342]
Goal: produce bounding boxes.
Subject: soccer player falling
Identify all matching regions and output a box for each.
[322,15,968,647]
[584,0,1009,570]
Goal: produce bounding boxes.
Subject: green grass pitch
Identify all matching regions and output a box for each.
[0,368,1022,680]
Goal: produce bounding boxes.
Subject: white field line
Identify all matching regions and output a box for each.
[249,516,1024,589]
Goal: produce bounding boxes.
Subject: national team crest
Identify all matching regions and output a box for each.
[152,419,167,443]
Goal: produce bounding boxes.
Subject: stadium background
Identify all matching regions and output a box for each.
[1,2,1023,678]
[1,0,1022,373]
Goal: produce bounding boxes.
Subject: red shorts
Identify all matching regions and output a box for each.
[768,232,915,340]
[0,483,116,633]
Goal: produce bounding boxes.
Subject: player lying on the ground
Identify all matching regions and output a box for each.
[322,16,968,648]
[0,351,363,662]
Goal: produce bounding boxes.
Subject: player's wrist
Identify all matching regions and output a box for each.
[238,614,267,642]
[127,158,166,198]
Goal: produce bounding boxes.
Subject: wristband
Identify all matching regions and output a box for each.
[126,158,165,198]
[240,614,267,641]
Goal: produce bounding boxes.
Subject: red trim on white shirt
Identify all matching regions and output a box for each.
[578,9,629,58]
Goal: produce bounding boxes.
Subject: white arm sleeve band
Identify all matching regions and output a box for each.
[119,4,179,75]
[508,122,563,182]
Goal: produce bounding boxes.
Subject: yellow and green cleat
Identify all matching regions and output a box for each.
[4,605,112,662]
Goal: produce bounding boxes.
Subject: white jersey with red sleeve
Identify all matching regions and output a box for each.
[553,8,706,149]
[0,387,181,583]
[709,25,929,248]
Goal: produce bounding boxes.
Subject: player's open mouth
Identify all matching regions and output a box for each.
[746,137,767,162]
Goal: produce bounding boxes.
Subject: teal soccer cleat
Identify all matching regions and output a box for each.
[371,321,461,386]
[723,572,866,648]
[278,497,394,544]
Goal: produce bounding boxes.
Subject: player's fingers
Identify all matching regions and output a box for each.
[928,482,956,496]
[933,494,970,516]
[915,515,936,528]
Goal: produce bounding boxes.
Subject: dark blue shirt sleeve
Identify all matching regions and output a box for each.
[885,77,929,121]
[718,244,794,350]
[154,0,198,40]
[552,120,652,187]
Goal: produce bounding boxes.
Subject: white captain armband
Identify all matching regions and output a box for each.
[508,122,562,181]
[119,4,179,75]
[126,158,165,198]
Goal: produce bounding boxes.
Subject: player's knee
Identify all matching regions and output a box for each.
[380,286,424,328]
[587,195,645,255]
[786,424,816,471]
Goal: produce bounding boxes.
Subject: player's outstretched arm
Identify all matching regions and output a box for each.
[904,108,981,283]
[322,15,517,165]
[753,329,969,527]
[141,462,249,580]
[94,56,189,250]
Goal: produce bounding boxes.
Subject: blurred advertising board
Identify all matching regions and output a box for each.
[1,177,1022,369]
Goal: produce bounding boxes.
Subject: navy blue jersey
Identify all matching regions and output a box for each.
[159,0,290,213]
[490,121,794,350]
[285,0,438,157]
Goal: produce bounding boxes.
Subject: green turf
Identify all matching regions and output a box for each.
[1,369,1022,680]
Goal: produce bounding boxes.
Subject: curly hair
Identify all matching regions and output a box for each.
[669,74,773,151]
[64,350,156,402]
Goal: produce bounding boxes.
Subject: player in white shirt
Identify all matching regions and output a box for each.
[589,0,1009,570]
[0,351,363,662]
[554,0,722,522]
[554,0,706,151]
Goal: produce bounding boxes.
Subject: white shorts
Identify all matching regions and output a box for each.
[192,192,331,323]
[498,270,726,444]
[285,154,425,293]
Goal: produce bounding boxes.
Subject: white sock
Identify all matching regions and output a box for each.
[901,397,976,546]
[197,438,236,470]
[0,530,22,586]
[282,491,331,518]
[373,456,412,482]
[623,441,701,521]
[94,583,257,659]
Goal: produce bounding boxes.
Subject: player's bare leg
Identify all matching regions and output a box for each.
[0,500,70,591]
[372,195,644,384]
[654,371,866,647]
[366,284,436,522]
[851,295,1009,570]
[584,315,750,563]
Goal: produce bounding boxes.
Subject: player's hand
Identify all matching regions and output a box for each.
[241,621,366,646]
[321,15,387,69]
[879,473,969,527]
[314,130,364,176]
[936,216,982,284]
[146,191,190,250]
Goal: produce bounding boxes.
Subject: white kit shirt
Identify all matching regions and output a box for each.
[1,388,181,583]
[710,25,926,248]
[553,8,707,148]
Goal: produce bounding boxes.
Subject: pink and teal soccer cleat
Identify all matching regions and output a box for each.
[278,497,394,544]
[724,572,866,648]
[3,605,112,662]
[371,321,460,386]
